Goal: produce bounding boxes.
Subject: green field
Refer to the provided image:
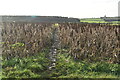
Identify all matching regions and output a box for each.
[80,18,120,25]
[2,51,120,78]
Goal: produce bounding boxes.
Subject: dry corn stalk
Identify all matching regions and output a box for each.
[1,22,120,63]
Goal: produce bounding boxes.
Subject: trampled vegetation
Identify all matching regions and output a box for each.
[1,22,120,78]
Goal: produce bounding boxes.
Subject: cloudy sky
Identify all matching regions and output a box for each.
[0,0,119,18]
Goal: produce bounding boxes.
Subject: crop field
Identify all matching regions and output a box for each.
[80,18,120,25]
[0,22,120,78]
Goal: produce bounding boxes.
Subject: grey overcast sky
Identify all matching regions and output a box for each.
[0,0,119,18]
